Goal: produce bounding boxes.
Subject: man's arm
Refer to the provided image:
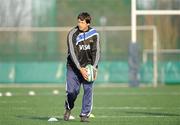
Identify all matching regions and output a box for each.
[68,28,88,80]
[91,33,100,80]
[68,28,81,69]
[91,33,100,68]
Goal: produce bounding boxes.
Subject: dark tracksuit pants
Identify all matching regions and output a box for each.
[65,65,93,117]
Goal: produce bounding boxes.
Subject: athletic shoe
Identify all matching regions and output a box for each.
[80,116,89,122]
[63,109,71,121]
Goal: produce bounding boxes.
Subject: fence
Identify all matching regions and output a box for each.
[0,0,180,85]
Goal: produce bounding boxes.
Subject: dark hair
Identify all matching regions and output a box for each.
[77,12,91,24]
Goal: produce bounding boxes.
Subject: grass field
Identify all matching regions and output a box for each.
[0,84,180,125]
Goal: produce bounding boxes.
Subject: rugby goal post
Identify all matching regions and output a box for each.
[131,0,180,87]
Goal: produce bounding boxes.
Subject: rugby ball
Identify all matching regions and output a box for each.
[85,64,96,82]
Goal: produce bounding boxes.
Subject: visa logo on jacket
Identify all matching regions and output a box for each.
[79,44,90,50]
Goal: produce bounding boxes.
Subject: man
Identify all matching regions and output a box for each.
[64,12,100,122]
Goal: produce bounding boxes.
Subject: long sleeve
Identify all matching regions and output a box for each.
[67,28,81,69]
[91,33,100,68]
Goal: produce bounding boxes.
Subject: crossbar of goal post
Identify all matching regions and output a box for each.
[131,0,180,87]
[0,26,155,32]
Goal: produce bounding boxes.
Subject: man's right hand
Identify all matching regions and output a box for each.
[80,67,88,80]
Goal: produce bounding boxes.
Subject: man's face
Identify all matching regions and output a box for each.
[77,19,89,32]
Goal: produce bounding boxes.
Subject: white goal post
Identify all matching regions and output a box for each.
[131,0,180,87]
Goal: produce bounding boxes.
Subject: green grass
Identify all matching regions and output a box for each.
[0,85,180,125]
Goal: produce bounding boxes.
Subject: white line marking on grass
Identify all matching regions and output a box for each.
[94,92,180,96]
[76,106,180,110]
[96,115,172,118]
[0,100,27,104]
[57,115,176,119]
[94,107,146,110]
[93,106,163,110]
[10,107,32,110]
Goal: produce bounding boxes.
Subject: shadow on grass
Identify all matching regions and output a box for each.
[16,115,59,120]
[125,111,180,116]
[16,115,80,123]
